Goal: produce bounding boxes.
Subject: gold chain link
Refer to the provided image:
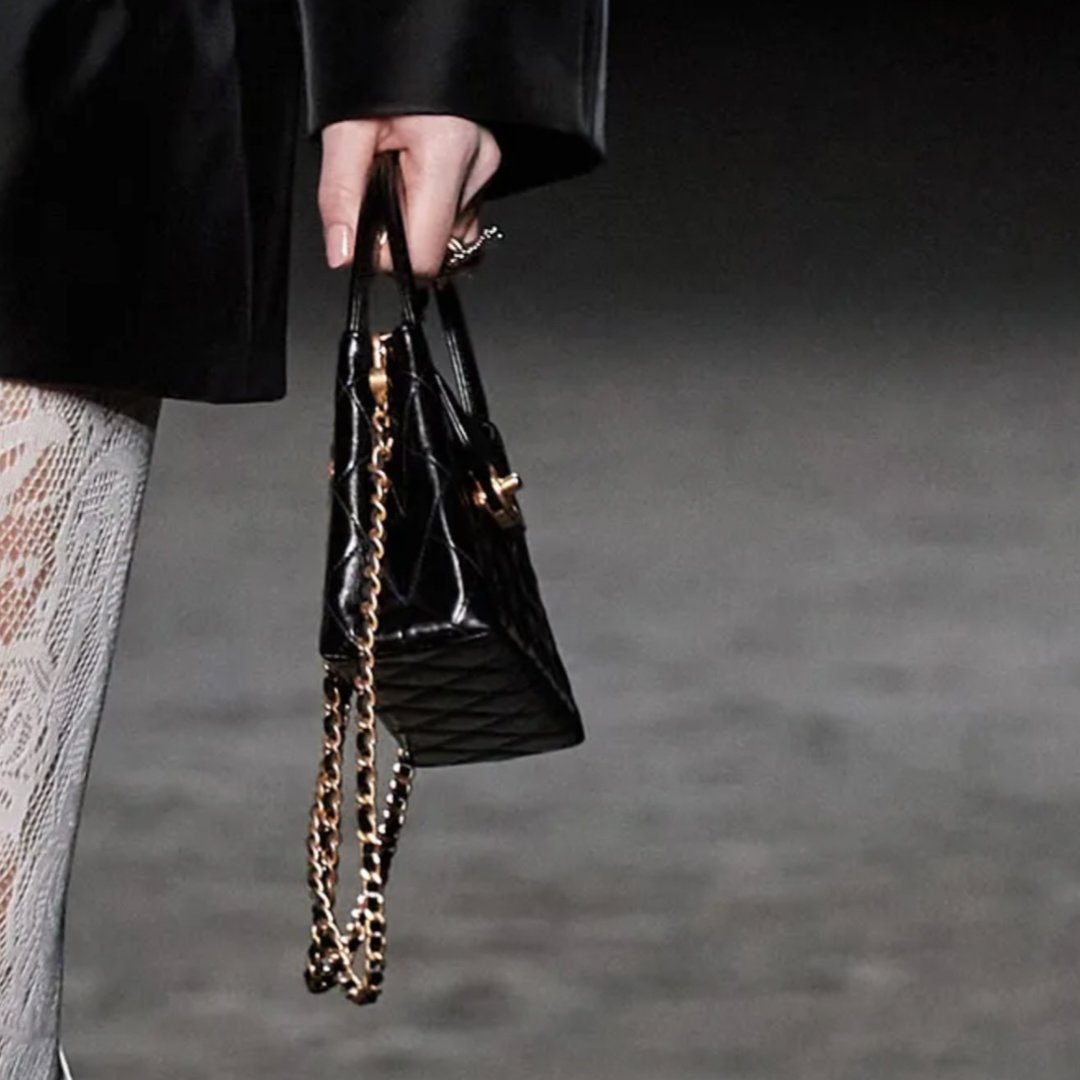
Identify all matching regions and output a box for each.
[304,332,416,1006]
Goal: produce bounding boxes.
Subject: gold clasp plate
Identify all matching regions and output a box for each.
[472,464,525,529]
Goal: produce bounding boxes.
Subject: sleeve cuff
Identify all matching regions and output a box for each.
[295,0,608,199]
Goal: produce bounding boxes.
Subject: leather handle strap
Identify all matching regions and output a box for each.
[433,277,491,423]
[343,151,492,424]
[339,150,517,519]
[346,151,421,336]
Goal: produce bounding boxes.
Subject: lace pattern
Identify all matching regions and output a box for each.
[0,379,161,1079]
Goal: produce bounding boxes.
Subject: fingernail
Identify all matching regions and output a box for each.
[326,223,351,268]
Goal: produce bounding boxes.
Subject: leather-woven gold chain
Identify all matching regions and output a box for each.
[304,332,416,1006]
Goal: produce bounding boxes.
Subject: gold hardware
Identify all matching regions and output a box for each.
[472,464,525,529]
[368,332,391,406]
[305,329,415,1006]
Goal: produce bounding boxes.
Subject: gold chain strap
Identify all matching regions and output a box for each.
[304,332,416,1006]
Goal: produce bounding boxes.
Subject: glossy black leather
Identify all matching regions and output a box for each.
[295,0,609,200]
[319,152,584,767]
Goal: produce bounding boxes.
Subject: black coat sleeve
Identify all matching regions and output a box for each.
[293,0,608,199]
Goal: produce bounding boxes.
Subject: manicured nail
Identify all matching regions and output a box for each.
[326,223,351,268]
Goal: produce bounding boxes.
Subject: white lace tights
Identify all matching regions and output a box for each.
[0,378,161,1079]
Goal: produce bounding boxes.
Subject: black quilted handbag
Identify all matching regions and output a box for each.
[303,151,585,1006]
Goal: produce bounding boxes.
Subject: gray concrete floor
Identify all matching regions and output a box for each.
[57,285,1080,1077]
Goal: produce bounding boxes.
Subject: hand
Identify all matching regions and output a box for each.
[318,114,502,279]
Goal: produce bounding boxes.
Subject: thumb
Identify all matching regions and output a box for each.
[318,119,379,269]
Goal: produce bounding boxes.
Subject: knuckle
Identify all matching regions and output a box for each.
[440,114,479,142]
[478,130,502,171]
[410,247,444,280]
[467,133,502,195]
[413,258,442,281]
[411,117,480,166]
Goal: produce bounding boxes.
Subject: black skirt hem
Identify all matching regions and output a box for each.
[0,351,288,405]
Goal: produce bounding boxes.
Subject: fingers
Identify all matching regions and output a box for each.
[375,116,501,280]
[459,124,502,210]
[391,120,475,280]
[374,202,481,278]
[318,115,502,277]
[317,119,378,268]
[456,203,482,247]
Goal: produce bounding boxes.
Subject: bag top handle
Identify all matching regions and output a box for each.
[342,149,493,425]
[346,151,420,334]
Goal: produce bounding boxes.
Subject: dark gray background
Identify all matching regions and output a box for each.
[64,7,1080,1078]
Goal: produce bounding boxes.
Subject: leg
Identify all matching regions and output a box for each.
[0,378,162,1079]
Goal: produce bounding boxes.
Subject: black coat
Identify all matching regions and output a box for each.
[0,0,607,403]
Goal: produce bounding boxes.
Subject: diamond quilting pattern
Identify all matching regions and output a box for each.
[376,633,583,767]
[318,283,583,769]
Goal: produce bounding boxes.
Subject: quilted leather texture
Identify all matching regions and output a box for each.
[317,162,583,768]
[372,632,583,767]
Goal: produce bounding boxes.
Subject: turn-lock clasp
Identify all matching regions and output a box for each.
[472,464,525,529]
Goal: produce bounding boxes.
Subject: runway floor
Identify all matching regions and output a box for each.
[59,301,1080,1078]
